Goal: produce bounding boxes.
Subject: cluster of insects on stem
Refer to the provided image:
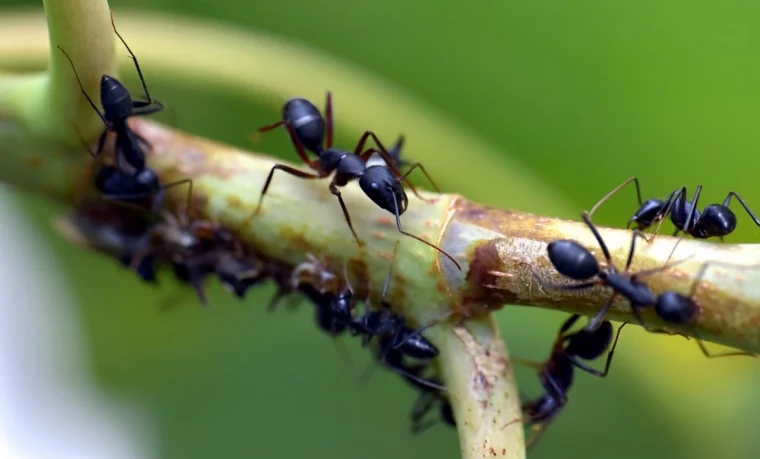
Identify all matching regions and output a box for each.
[54,10,459,437]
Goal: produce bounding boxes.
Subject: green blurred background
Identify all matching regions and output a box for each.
[3,0,760,458]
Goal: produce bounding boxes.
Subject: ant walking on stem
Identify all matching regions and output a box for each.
[60,13,189,210]
[587,176,760,242]
[536,211,755,358]
[249,92,462,270]
[58,12,163,172]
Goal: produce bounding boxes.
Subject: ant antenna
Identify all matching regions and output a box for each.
[57,46,108,127]
[389,192,462,270]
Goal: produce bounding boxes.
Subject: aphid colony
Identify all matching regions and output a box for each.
[55,11,759,453]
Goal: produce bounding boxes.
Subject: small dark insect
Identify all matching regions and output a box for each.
[516,314,626,451]
[587,176,760,242]
[57,12,163,171]
[251,92,461,270]
[127,210,249,306]
[537,212,755,358]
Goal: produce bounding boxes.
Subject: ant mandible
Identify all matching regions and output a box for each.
[587,176,760,242]
[515,314,626,451]
[536,212,755,358]
[58,13,163,173]
[251,92,462,270]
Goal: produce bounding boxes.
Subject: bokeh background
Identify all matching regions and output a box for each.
[1,1,760,458]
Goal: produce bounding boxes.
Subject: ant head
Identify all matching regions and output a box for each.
[655,291,697,325]
[629,198,668,229]
[564,321,613,360]
[100,75,134,121]
[359,166,409,216]
[283,98,325,152]
[546,240,599,280]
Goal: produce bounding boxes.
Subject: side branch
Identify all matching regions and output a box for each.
[445,202,760,353]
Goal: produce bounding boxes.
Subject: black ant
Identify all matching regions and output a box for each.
[57,12,163,172]
[516,314,626,451]
[252,92,461,270]
[536,212,755,358]
[588,176,760,242]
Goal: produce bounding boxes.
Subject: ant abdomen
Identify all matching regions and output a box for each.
[564,321,613,360]
[697,205,737,238]
[282,98,325,153]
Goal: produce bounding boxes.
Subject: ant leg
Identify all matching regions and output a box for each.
[410,393,440,435]
[255,164,325,216]
[627,307,675,335]
[723,192,760,226]
[511,356,545,370]
[584,293,616,332]
[567,322,627,377]
[256,120,286,133]
[525,423,552,453]
[559,314,582,334]
[398,162,442,194]
[285,123,322,169]
[131,100,165,117]
[353,130,390,156]
[325,91,334,148]
[694,336,755,358]
[93,131,108,159]
[328,181,363,246]
[382,357,447,392]
[389,193,461,270]
[532,271,600,292]
[56,46,109,127]
[587,176,644,222]
[680,185,702,236]
[379,240,401,302]
[647,186,694,244]
[579,212,615,268]
[110,12,158,106]
[162,179,194,216]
